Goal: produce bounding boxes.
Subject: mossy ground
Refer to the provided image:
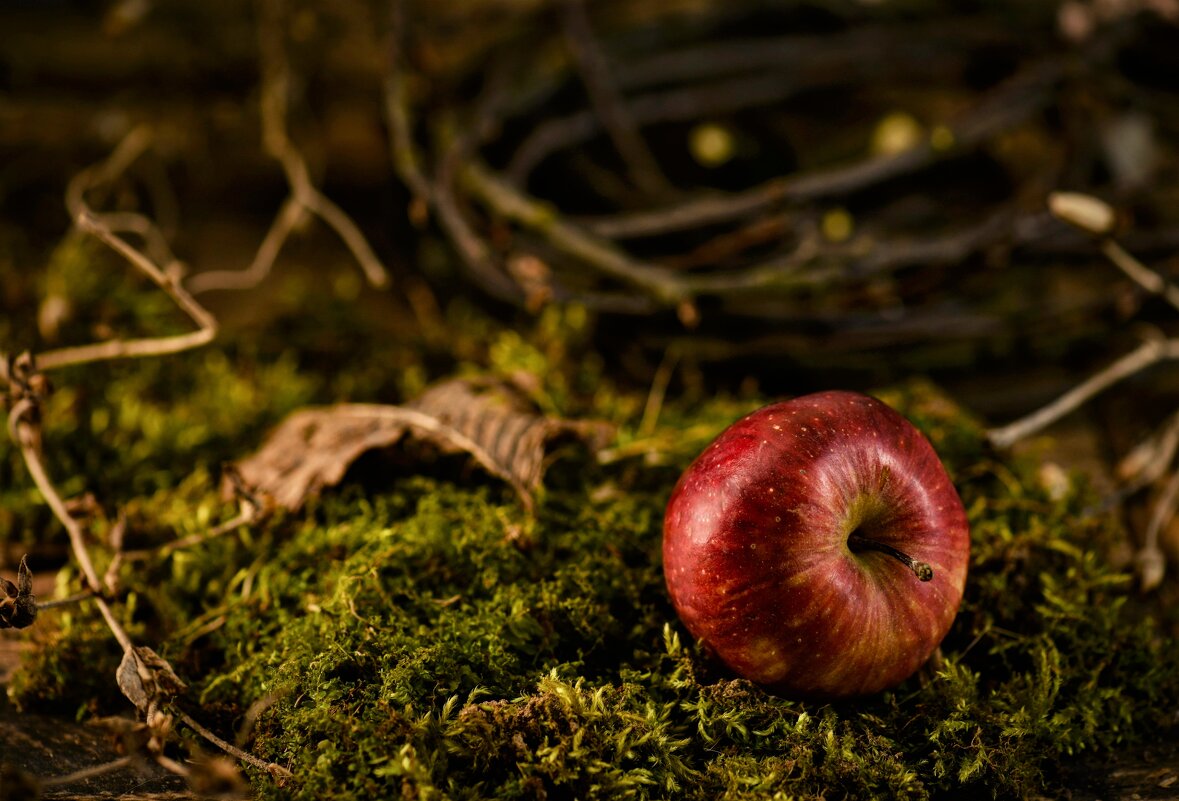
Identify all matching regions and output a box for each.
[2,245,1177,800]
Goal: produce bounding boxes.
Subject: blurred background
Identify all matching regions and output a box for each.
[2,0,1179,581]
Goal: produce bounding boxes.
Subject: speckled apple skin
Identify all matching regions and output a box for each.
[663,391,970,699]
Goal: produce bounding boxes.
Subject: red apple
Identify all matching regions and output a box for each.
[663,390,970,699]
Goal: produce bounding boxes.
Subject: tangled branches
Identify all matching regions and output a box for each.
[384,1,1179,339]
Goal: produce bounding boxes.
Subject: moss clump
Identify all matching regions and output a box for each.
[12,377,1177,800]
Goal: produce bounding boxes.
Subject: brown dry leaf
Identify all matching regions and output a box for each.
[232,377,615,513]
[116,645,188,714]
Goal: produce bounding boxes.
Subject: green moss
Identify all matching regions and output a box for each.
[5,259,1175,801]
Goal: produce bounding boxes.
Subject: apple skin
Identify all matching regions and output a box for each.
[663,390,970,699]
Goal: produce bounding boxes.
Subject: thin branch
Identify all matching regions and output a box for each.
[508,71,803,183]
[560,0,671,197]
[123,508,257,563]
[190,0,390,295]
[186,196,303,294]
[258,0,387,289]
[1101,239,1179,313]
[1138,469,1178,591]
[638,346,679,438]
[1117,407,1179,491]
[9,401,135,652]
[461,161,685,304]
[383,0,433,217]
[64,125,155,221]
[988,336,1179,448]
[176,709,293,780]
[39,756,135,789]
[34,212,217,371]
[38,589,96,610]
[63,126,184,274]
[9,402,103,595]
[428,69,528,303]
[577,59,1060,239]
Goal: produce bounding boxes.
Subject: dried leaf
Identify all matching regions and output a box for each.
[232,377,614,513]
[116,646,187,714]
[0,557,37,630]
[116,650,149,712]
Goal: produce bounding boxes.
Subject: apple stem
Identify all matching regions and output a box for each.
[847,534,934,582]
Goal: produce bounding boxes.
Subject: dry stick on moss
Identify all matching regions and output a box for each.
[10,365,287,781]
[187,197,305,294]
[3,169,288,781]
[188,0,389,295]
[176,709,293,781]
[560,0,672,198]
[9,399,133,653]
[122,508,258,563]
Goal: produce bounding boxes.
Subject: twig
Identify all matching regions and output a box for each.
[470,155,1015,306]
[461,161,685,304]
[638,346,679,438]
[560,0,671,197]
[10,404,135,653]
[1138,469,1178,591]
[38,590,96,611]
[39,756,135,789]
[1117,407,1179,491]
[1050,191,1179,313]
[186,197,303,294]
[63,126,185,274]
[64,125,155,221]
[988,336,1179,448]
[93,210,184,273]
[34,212,217,371]
[429,77,527,303]
[577,59,1060,239]
[507,72,804,183]
[1101,239,1179,313]
[122,508,258,563]
[613,22,1010,93]
[383,0,433,219]
[190,0,389,294]
[9,402,104,597]
[176,709,293,780]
